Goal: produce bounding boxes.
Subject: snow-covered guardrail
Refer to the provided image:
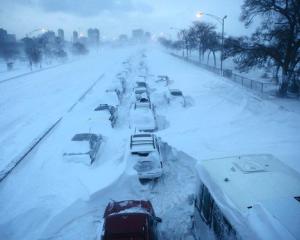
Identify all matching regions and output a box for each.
[170,53,276,94]
[0,118,62,182]
[0,60,77,84]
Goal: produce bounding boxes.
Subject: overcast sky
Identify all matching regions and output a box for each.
[0,0,257,40]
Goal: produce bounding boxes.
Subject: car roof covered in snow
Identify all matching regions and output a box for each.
[197,154,300,239]
[134,86,147,92]
[135,101,151,109]
[104,90,119,106]
[65,140,90,154]
[72,133,99,142]
[104,200,154,217]
[130,134,155,152]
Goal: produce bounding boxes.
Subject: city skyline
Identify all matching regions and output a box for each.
[0,0,257,41]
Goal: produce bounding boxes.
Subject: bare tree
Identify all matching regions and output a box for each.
[177,30,190,57]
[189,22,217,62]
[225,0,300,96]
[22,37,42,70]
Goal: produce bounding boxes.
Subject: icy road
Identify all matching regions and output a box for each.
[0,46,300,240]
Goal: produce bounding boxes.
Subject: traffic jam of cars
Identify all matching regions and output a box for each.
[60,52,190,239]
[61,52,300,240]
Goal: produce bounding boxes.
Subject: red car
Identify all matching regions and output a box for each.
[101,200,162,240]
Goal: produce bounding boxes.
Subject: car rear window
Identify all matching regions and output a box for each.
[170,91,183,96]
[72,133,98,142]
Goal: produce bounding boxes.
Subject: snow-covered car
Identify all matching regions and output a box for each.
[134,86,148,100]
[135,81,147,88]
[165,89,185,106]
[101,200,162,240]
[130,133,163,180]
[106,88,122,103]
[63,133,102,165]
[193,154,300,240]
[129,103,156,132]
[134,93,152,109]
[156,75,170,86]
[94,104,118,127]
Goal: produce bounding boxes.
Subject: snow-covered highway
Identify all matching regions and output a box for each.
[0,46,300,240]
[0,48,135,174]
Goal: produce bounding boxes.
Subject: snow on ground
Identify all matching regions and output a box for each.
[0,48,134,173]
[0,59,35,82]
[0,58,72,83]
[0,45,299,240]
[171,49,276,84]
[148,47,300,173]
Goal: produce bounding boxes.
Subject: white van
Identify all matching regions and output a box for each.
[193,154,300,240]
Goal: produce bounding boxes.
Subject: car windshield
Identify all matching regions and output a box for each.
[170,91,183,96]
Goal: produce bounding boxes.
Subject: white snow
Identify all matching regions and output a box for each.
[0,45,299,240]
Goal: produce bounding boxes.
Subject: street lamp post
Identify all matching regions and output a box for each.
[196,12,227,75]
[220,15,227,75]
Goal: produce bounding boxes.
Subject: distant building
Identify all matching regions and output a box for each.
[79,36,88,45]
[145,32,151,41]
[6,34,16,42]
[132,29,144,42]
[87,28,100,46]
[57,29,64,41]
[42,31,55,43]
[0,28,7,42]
[73,31,78,43]
[0,28,16,43]
[119,34,128,42]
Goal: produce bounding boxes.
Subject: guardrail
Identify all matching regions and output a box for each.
[170,53,276,94]
[0,59,77,84]
[0,118,62,182]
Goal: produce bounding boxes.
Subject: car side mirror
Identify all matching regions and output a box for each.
[155,217,162,223]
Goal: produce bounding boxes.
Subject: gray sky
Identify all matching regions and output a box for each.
[0,0,257,40]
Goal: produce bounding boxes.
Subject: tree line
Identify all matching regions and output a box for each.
[0,32,88,71]
[159,0,300,96]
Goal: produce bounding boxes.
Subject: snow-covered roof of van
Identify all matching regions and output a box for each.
[197,154,300,240]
